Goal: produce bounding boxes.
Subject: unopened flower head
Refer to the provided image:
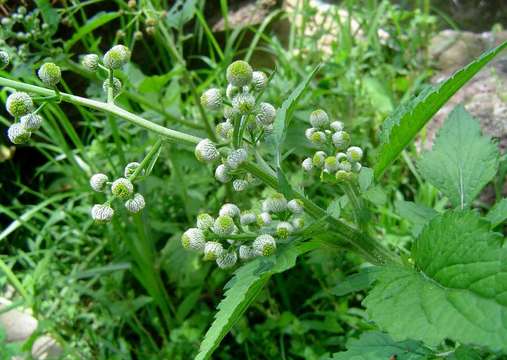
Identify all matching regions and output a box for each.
[215,164,231,183]
[263,193,287,213]
[310,109,329,128]
[233,179,248,192]
[125,193,145,213]
[111,177,134,200]
[302,157,313,172]
[310,131,326,145]
[330,121,344,131]
[223,106,240,121]
[103,45,130,69]
[216,251,238,269]
[200,88,223,111]
[203,241,224,261]
[0,51,9,69]
[226,60,253,87]
[38,62,61,86]
[240,211,257,225]
[102,77,122,97]
[216,120,234,139]
[251,71,268,91]
[276,221,294,238]
[332,131,350,149]
[347,146,363,162]
[257,212,272,227]
[253,234,276,256]
[82,54,99,71]
[197,213,214,230]
[335,170,353,183]
[195,139,219,163]
[232,92,255,114]
[226,84,240,100]
[312,151,327,167]
[6,92,34,117]
[212,215,235,236]
[90,173,109,192]
[19,113,43,131]
[324,156,339,172]
[305,127,317,141]
[181,228,205,252]
[239,245,255,260]
[124,162,141,178]
[336,152,348,163]
[91,203,114,223]
[287,199,304,214]
[292,217,305,229]
[7,123,30,144]
[219,203,240,218]
[338,160,352,172]
[226,148,248,169]
[256,102,276,126]
[351,161,362,173]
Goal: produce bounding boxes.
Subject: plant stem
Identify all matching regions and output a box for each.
[129,138,163,182]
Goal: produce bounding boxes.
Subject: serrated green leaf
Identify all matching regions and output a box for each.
[418,106,498,209]
[395,200,438,236]
[448,346,481,360]
[194,241,318,360]
[331,267,380,296]
[364,211,507,352]
[329,331,430,360]
[374,41,507,179]
[486,198,507,228]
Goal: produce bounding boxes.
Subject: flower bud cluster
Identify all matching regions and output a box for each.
[302,109,363,183]
[89,162,146,223]
[181,193,305,269]
[4,92,45,145]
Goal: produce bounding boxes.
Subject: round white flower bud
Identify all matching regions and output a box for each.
[216,120,234,140]
[302,158,313,172]
[6,92,34,117]
[91,203,114,223]
[240,211,256,225]
[197,213,214,230]
[330,121,344,131]
[338,160,352,172]
[309,131,326,145]
[111,177,134,200]
[200,88,223,111]
[203,241,224,261]
[276,221,294,238]
[232,93,255,114]
[233,179,248,192]
[310,109,329,128]
[351,161,362,173]
[7,123,30,144]
[125,193,145,213]
[336,152,348,163]
[223,106,240,121]
[181,228,205,252]
[226,60,253,87]
[102,77,122,97]
[82,54,99,71]
[216,251,238,269]
[239,245,255,260]
[251,71,268,91]
[305,127,317,141]
[257,212,272,226]
[287,199,304,214]
[347,146,363,162]
[212,215,235,236]
[226,148,247,169]
[256,102,276,126]
[215,164,231,183]
[263,193,287,213]
[37,62,61,86]
[103,45,130,69]
[335,170,353,183]
[312,151,327,167]
[19,113,43,131]
[0,51,9,69]
[332,131,350,149]
[324,156,339,172]
[253,234,276,256]
[90,173,109,192]
[226,84,240,100]
[219,203,240,218]
[292,217,305,229]
[124,162,141,178]
[195,139,219,163]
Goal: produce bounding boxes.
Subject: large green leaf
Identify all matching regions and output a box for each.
[329,331,430,360]
[364,211,507,352]
[418,106,498,209]
[486,198,507,228]
[194,241,318,360]
[395,200,438,236]
[374,41,507,179]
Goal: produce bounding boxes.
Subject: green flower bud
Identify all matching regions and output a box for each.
[124,162,142,178]
[287,199,304,214]
[239,245,255,260]
[310,109,329,128]
[111,177,134,200]
[256,102,276,126]
[6,92,34,117]
[212,215,235,236]
[240,211,256,225]
[305,127,317,141]
[292,217,305,229]
[336,152,347,163]
[200,88,223,111]
[351,161,362,173]
[232,92,255,114]
[203,241,224,261]
[216,251,238,269]
[226,60,253,87]
[7,123,31,144]
[0,51,9,69]
[82,54,99,71]
[181,228,205,252]
[226,148,247,169]
[134,31,143,40]
[347,146,363,162]
[253,234,276,256]
[302,158,313,172]
[38,62,61,86]
[233,179,248,192]
[332,131,350,149]
[312,151,327,167]
[263,193,287,213]
[216,120,233,140]
[125,193,145,213]
[219,203,240,218]
[276,221,294,239]
[195,139,219,163]
[215,164,231,183]
[102,77,122,97]
[197,213,214,230]
[91,203,114,223]
[226,84,240,100]
[223,106,241,121]
[103,44,130,69]
[324,156,339,172]
[251,71,268,91]
[19,113,43,131]
[310,131,326,145]
[338,160,352,172]
[330,121,344,131]
[257,212,272,227]
[90,173,109,192]
[335,170,353,183]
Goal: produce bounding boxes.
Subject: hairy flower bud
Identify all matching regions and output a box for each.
[38,62,61,86]
[181,228,205,252]
[251,71,268,91]
[91,203,114,223]
[257,212,272,226]
[332,131,350,149]
[216,120,234,140]
[102,77,122,97]
[7,123,30,144]
[292,217,305,229]
[347,146,363,162]
[90,173,109,192]
[276,221,294,238]
[212,215,235,236]
[310,131,326,145]
[0,51,9,69]
[310,109,329,128]
[125,193,145,213]
[287,199,304,214]
[232,93,255,114]
[233,179,248,192]
[82,54,99,71]
[203,241,224,261]
[351,161,362,173]
[124,162,141,178]
[6,92,34,117]
[226,60,253,87]
[253,234,276,256]
[305,127,317,141]
[312,151,326,167]
[223,106,240,121]
[226,148,247,169]
[216,251,238,269]
[330,121,344,132]
[219,203,240,218]
[240,211,256,225]
[336,152,348,163]
[215,164,231,183]
[302,157,313,172]
[19,113,43,131]
[338,160,352,172]
[263,193,287,213]
[335,170,353,183]
[197,213,214,230]
[103,45,130,69]
[200,88,223,111]
[111,177,134,200]
[256,102,276,126]
[195,139,219,163]
[226,84,240,100]
[324,156,339,172]
[239,245,255,260]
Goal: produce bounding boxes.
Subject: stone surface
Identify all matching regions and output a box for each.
[211,0,277,32]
